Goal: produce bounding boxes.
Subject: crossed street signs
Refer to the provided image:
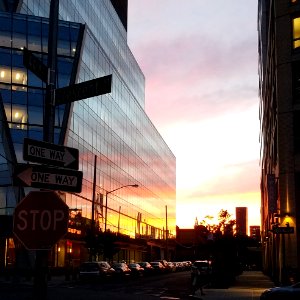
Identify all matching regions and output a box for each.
[20,48,113,194]
[23,48,112,105]
[23,138,79,170]
[55,75,112,105]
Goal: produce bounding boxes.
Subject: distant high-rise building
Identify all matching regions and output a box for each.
[250,226,261,241]
[235,207,248,236]
[258,0,300,283]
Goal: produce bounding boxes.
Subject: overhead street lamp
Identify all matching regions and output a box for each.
[104,184,139,232]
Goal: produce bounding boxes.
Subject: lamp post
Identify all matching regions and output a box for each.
[104,184,138,232]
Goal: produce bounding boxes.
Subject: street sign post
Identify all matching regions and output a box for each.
[23,138,79,170]
[13,191,69,250]
[14,164,83,193]
[55,74,112,105]
[23,47,48,82]
[272,226,294,234]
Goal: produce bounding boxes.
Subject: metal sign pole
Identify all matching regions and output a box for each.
[34,1,59,299]
[44,0,59,143]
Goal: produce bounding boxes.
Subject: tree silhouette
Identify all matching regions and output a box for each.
[195,209,239,288]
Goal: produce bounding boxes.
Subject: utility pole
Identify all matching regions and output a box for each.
[90,155,97,261]
[117,206,121,234]
[33,1,59,299]
[104,184,138,232]
[165,205,168,261]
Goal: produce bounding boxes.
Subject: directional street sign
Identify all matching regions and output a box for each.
[23,138,79,170]
[272,226,294,234]
[23,47,48,82]
[14,164,83,193]
[13,191,69,250]
[55,74,112,105]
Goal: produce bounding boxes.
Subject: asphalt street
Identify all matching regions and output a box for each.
[0,271,274,300]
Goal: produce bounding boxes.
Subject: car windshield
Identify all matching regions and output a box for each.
[100,262,110,268]
[80,263,98,271]
[194,261,209,269]
[113,263,122,267]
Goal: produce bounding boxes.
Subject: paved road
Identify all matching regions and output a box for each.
[0,270,274,300]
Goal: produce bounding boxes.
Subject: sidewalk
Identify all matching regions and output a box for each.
[193,271,275,300]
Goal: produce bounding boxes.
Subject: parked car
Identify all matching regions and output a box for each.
[174,261,184,272]
[191,260,212,277]
[260,282,300,299]
[184,261,192,269]
[153,259,170,272]
[137,262,154,275]
[79,261,115,280]
[111,262,131,276]
[150,261,166,274]
[128,263,144,276]
[168,262,176,272]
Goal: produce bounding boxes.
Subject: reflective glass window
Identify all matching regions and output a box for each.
[11,128,27,143]
[28,19,42,52]
[28,105,43,124]
[12,90,26,105]
[41,22,49,52]
[12,50,23,68]
[12,18,26,49]
[28,88,44,106]
[0,48,11,66]
[0,15,11,47]
[28,126,43,140]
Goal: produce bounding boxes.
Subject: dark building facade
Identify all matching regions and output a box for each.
[259,0,300,284]
[235,207,248,236]
[0,0,176,271]
[250,226,261,241]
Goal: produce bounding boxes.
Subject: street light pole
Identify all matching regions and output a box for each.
[104,184,138,232]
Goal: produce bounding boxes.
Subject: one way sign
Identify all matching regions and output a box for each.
[23,138,79,170]
[14,164,82,193]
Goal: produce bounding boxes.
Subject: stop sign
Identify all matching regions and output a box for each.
[13,191,69,250]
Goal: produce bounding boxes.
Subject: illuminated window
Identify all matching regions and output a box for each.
[0,66,27,86]
[4,104,28,129]
[293,17,300,49]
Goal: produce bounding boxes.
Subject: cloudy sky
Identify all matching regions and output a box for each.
[127,0,260,229]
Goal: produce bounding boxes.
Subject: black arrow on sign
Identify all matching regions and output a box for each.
[14,164,83,193]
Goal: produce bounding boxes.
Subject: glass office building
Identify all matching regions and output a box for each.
[0,0,176,268]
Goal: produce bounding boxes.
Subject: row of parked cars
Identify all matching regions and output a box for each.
[79,260,192,280]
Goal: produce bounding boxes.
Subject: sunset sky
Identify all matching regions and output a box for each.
[127,1,260,229]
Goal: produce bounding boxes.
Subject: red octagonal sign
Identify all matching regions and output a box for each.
[13,191,69,250]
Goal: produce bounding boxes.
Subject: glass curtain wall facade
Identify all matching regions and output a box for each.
[0,0,176,266]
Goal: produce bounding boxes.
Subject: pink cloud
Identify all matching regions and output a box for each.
[132,32,258,126]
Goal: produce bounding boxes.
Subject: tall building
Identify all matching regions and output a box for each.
[235,207,248,236]
[0,0,176,269]
[259,0,300,283]
[249,226,261,241]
